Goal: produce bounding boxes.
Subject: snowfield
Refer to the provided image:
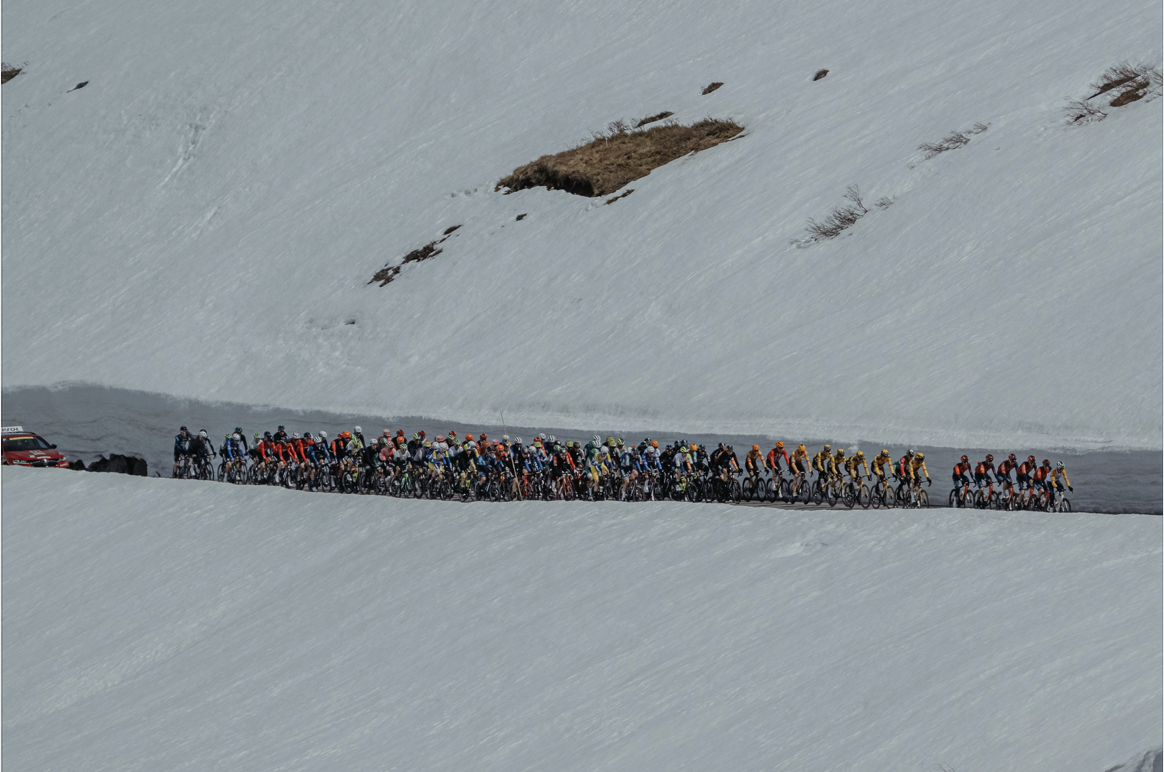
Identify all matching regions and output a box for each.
[3,468,1160,771]
[2,0,1162,449]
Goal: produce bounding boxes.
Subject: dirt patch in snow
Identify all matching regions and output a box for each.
[370,226,462,286]
[497,118,743,198]
[2,63,23,84]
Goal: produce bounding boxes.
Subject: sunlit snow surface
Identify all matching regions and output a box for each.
[3,469,1160,770]
[2,0,1162,449]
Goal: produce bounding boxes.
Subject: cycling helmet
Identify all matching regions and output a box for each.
[961,455,968,462]
[418,430,426,438]
[477,433,485,441]
[553,444,562,452]
[264,431,273,440]
[1028,455,1036,462]
[291,433,299,439]
[727,445,734,451]
[823,445,831,452]
[278,425,285,431]
[752,444,760,450]
[319,431,327,439]
[253,432,260,439]
[1042,459,1050,466]
[548,435,556,442]
[1009,453,1016,461]
[798,444,806,452]
[856,451,865,458]
[304,432,313,440]
[538,433,546,440]
[502,434,509,441]
[424,441,432,448]
[232,432,242,441]
[354,426,362,434]
[907,448,916,456]
[689,444,696,452]
[915,452,925,460]
[515,437,523,444]
[836,448,845,456]
[180,426,188,432]
[341,431,351,439]
[225,434,231,440]
[1056,461,1064,469]
[650,440,658,448]
[985,454,993,462]
[234,427,242,434]
[775,441,784,449]
[881,449,888,455]
[448,431,457,438]
[198,430,208,438]
[466,434,474,440]
[698,444,706,451]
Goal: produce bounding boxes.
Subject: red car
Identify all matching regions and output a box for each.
[2,426,68,468]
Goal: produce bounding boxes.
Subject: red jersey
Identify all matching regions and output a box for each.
[767,447,790,470]
[953,462,971,476]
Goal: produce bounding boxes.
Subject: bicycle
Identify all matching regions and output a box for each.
[743,471,768,502]
[842,477,871,509]
[898,478,930,508]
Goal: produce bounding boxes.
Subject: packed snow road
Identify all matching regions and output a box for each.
[4,385,1161,514]
[3,468,1160,771]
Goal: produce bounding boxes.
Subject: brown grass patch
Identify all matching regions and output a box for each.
[635,111,673,128]
[497,118,744,198]
[2,63,23,85]
[701,82,723,95]
[605,189,634,205]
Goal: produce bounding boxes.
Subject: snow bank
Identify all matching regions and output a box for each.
[3,468,1160,770]
[1,0,1161,449]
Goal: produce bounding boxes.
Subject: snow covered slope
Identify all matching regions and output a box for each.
[2,0,1161,448]
[3,469,1161,770]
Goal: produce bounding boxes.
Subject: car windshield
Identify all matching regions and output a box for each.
[3,436,52,451]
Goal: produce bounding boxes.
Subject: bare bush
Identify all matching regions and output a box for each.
[918,123,989,159]
[498,118,744,198]
[635,111,673,128]
[1063,98,1107,124]
[1066,62,1161,125]
[702,82,724,95]
[791,185,872,247]
[875,196,895,210]
[813,69,829,81]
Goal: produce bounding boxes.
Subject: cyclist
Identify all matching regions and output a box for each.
[172,426,192,477]
[273,425,288,443]
[188,429,214,475]
[790,444,811,488]
[845,451,869,492]
[1049,461,1073,500]
[906,451,931,487]
[813,445,834,482]
[831,448,847,480]
[234,427,248,452]
[766,442,790,479]
[745,444,766,481]
[974,454,997,494]
[1032,459,1054,505]
[1016,455,1038,504]
[996,453,1018,491]
[952,455,973,504]
[897,449,915,480]
[870,449,894,483]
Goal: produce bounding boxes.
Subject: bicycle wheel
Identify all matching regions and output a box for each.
[1058,497,1072,513]
[857,484,871,509]
[825,481,838,507]
[917,489,929,508]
